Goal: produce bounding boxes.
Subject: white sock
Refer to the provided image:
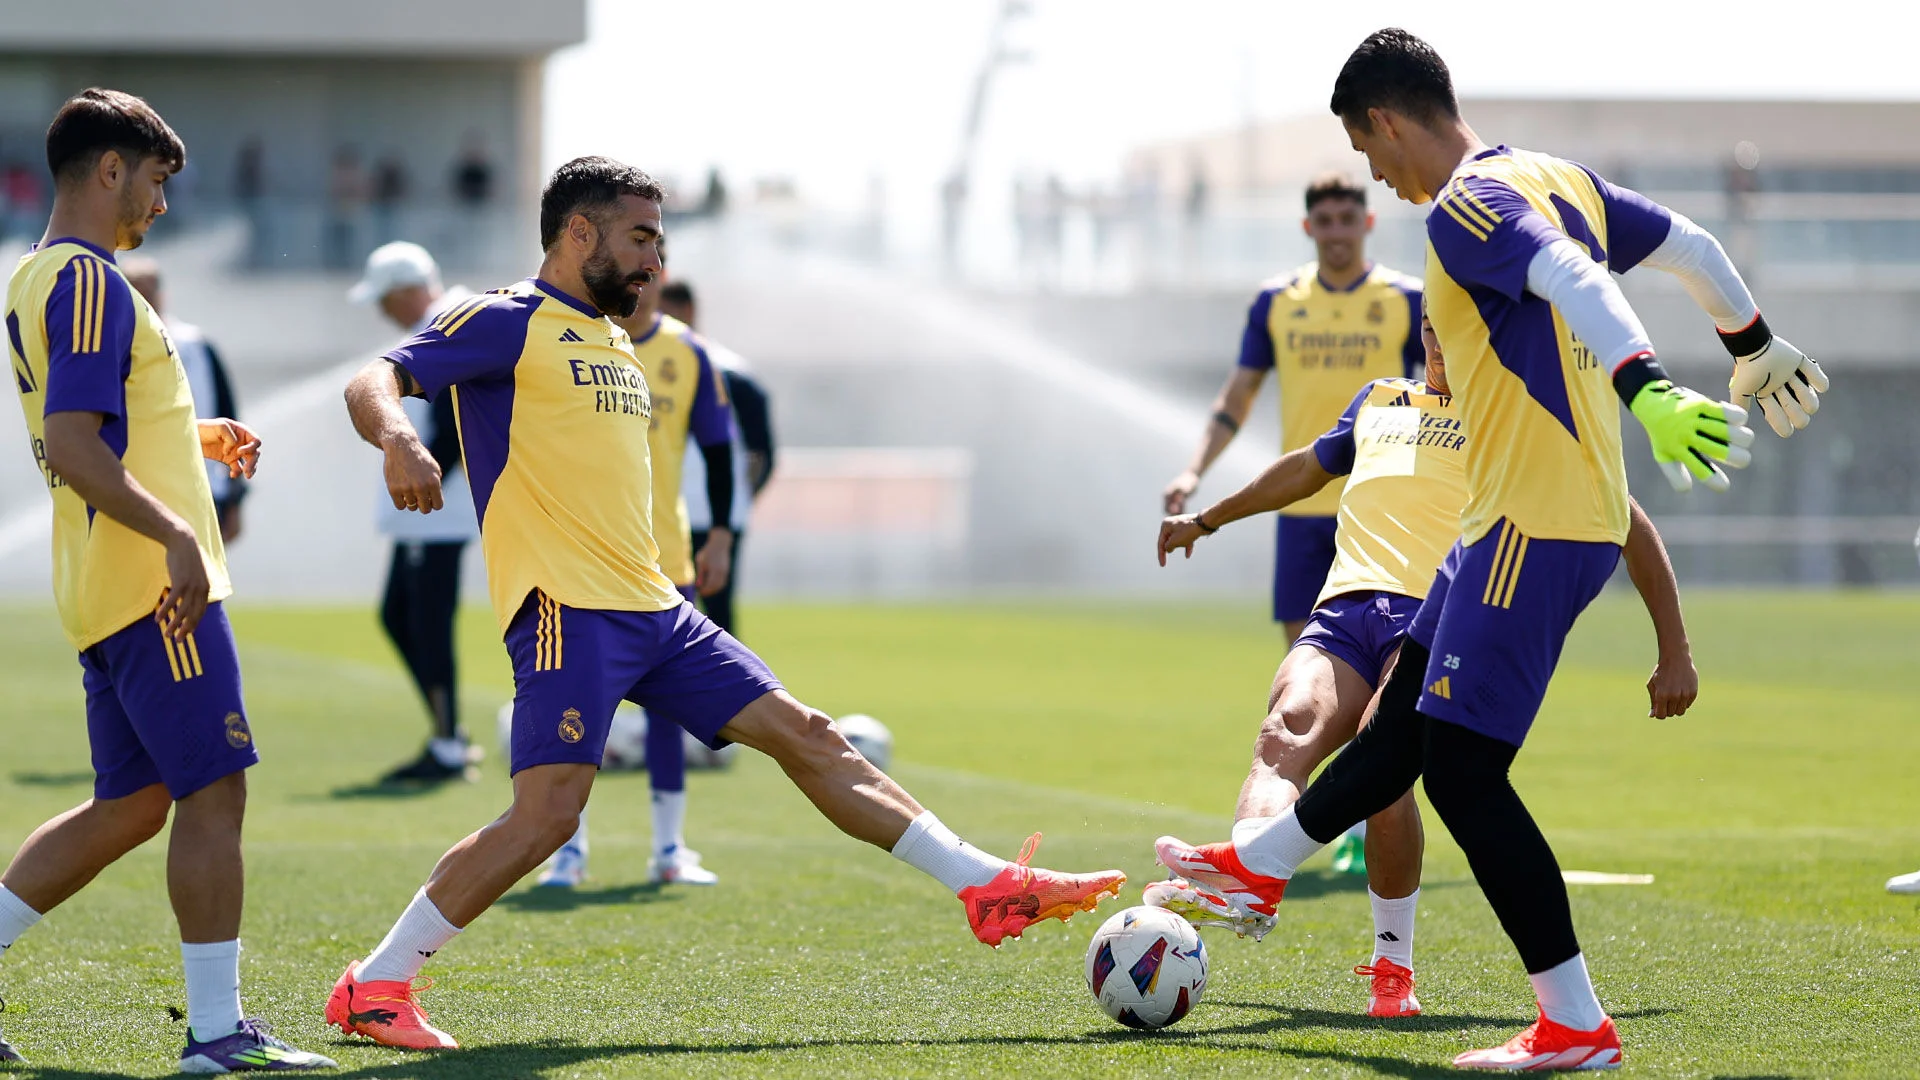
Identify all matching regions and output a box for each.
[890,812,1008,894]
[357,888,462,984]
[1346,820,1368,842]
[1231,808,1325,880]
[1368,888,1418,968]
[180,939,244,1041]
[1529,953,1606,1031]
[0,884,43,956]
[652,790,686,858]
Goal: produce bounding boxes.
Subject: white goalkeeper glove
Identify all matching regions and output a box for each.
[1722,316,1828,438]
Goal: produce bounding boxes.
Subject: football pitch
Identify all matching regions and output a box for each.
[0,591,1915,1078]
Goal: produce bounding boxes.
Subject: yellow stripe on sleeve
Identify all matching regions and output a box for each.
[1458,184,1505,227]
[1439,196,1490,242]
[439,295,499,338]
[429,296,486,335]
[87,261,106,353]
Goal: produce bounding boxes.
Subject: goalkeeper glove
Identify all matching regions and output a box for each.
[1628,380,1755,493]
[1721,314,1828,438]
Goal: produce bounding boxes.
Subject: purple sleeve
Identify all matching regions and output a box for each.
[1397,282,1424,379]
[43,255,135,418]
[1235,288,1278,371]
[384,294,534,400]
[1426,177,1562,302]
[1575,164,1673,273]
[686,340,733,447]
[1310,383,1372,477]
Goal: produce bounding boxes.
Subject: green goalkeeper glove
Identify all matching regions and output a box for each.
[1628,380,1755,493]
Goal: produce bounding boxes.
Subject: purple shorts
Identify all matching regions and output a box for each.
[1409,520,1621,746]
[1294,590,1423,688]
[1274,515,1339,624]
[502,591,783,775]
[82,602,259,801]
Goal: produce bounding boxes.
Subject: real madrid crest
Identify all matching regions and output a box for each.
[224,711,253,749]
[660,357,679,383]
[1366,300,1385,325]
[558,707,585,743]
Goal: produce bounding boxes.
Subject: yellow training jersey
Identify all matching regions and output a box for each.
[1423,146,1649,546]
[1309,378,1468,607]
[386,278,685,630]
[1238,262,1423,516]
[6,239,229,650]
[631,313,732,588]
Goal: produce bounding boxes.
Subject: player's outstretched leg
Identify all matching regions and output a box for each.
[1155,640,1434,929]
[329,762,596,1050]
[1423,720,1620,1072]
[717,690,1124,946]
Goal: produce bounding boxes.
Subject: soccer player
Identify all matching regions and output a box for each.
[665,279,776,638]
[537,263,738,889]
[327,157,1125,1050]
[0,88,333,1072]
[1164,172,1422,646]
[1153,29,1826,1071]
[1149,312,1696,1020]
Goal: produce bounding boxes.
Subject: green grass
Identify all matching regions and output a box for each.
[1,592,1917,1078]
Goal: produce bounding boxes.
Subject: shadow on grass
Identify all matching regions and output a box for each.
[3,1005,1686,1080]
[311,780,456,802]
[494,882,680,912]
[9,771,92,788]
[1280,869,1472,901]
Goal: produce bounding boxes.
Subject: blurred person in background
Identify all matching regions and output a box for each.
[232,137,269,268]
[326,147,370,270]
[349,241,480,785]
[538,259,737,889]
[663,279,776,637]
[371,154,409,245]
[1165,171,1422,877]
[122,256,246,543]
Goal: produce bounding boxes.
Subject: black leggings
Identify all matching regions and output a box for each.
[381,540,465,740]
[1293,640,1580,974]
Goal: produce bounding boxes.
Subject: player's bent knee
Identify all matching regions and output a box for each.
[103,784,173,843]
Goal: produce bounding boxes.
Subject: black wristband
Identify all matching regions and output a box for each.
[1211,410,1241,435]
[1611,352,1670,407]
[1194,511,1219,534]
[1717,312,1772,359]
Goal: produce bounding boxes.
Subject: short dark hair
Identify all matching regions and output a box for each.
[1305,171,1367,211]
[539,156,665,250]
[659,281,694,308]
[1329,28,1459,133]
[46,88,185,184]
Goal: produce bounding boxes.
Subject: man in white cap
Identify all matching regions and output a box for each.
[349,241,482,783]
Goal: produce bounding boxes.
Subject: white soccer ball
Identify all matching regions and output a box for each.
[1085,905,1208,1030]
[834,713,893,773]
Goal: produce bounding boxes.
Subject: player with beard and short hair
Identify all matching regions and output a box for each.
[327,156,1126,1051]
[0,87,333,1072]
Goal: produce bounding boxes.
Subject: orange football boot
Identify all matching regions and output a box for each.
[1153,835,1289,916]
[959,833,1125,947]
[1453,1009,1621,1071]
[1354,958,1422,1017]
[324,962,458,1050]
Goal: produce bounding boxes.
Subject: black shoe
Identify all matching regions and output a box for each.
[379,747,473,785]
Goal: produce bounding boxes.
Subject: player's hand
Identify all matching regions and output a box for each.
[382,432,444,513]
[1729,335,1827,438]
[1158,515,1209,566]
[695,528,733,597]
[157,529,210,639]
[1646,650,1698,719]
[1163,471,1200,515]
[198,418,262,479]
[1628,381,1755,493]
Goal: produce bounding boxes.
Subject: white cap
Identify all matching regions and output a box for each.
[347,241,441,304]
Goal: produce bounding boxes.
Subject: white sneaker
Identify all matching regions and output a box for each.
[1888,870,1920,895]
[648,846,718,886]
[538,839,587,888]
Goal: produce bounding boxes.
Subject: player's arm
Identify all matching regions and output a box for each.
[346,292,527,514]
[687,343,737,596]
[39,259,207,637]
[1158,384,1358,565]
[1581,166,1826,437]
[1429,178,1754,494]
[728,369,775,496]
[1621,497,1696,719]
[1164,291,1274,513]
